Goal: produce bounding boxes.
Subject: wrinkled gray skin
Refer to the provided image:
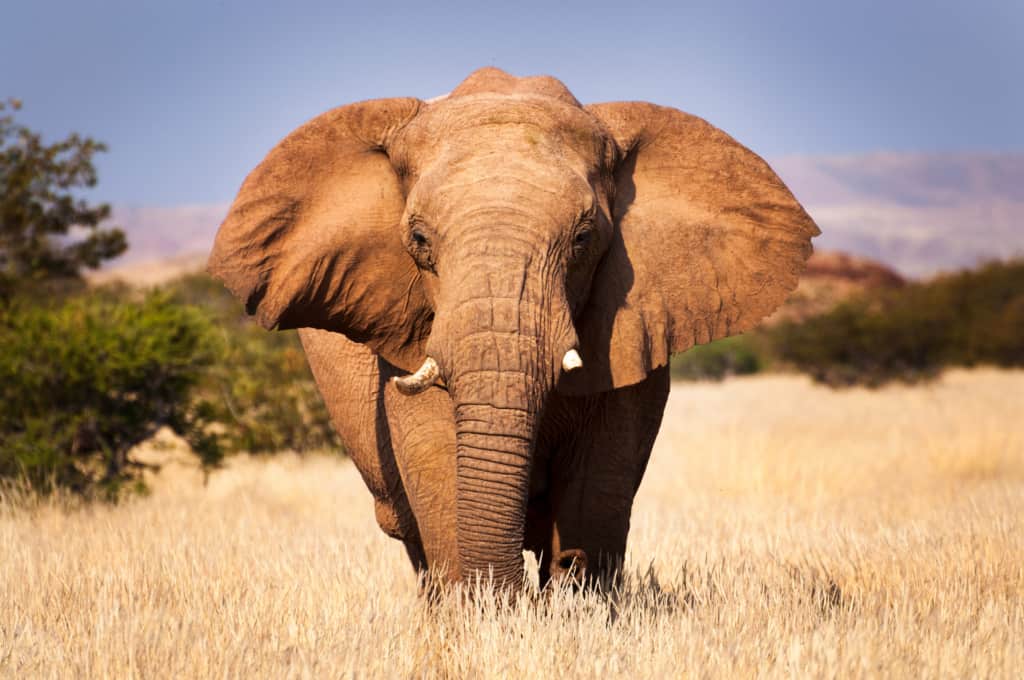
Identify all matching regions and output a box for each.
[208,68,819,591]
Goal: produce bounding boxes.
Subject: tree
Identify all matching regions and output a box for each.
[0,98,126,299]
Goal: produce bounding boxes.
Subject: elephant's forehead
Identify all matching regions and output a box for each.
[408,151,596,226]
[400,95,611,169]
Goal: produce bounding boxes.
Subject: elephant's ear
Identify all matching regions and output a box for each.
[208,98,434,373]
[560,101,820,395]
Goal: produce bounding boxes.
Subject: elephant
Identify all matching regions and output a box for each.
[208,67,819,591]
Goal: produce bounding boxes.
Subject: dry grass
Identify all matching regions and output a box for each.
[2,369,1023,678]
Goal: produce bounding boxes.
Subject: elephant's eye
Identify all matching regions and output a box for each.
[407,226,436,273]
[573,229,592,251]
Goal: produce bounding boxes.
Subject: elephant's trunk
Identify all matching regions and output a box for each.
[453,400,536,587]
[433,251,574,590]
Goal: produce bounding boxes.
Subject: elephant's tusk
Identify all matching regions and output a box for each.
[561,349,583,372]
[392,356,440,396]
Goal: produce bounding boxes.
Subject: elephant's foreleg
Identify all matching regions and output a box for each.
[299,329,426,573]
[547,365,670,587]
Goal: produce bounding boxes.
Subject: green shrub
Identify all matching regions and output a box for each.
[939,259,1024,367]
[166,273,340,454]
[771,259,1024,386]
[671,334,767,381]
[0,292,222,497]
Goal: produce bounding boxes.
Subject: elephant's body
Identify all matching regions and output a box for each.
[210,67,819,590]
[300,327,668,585]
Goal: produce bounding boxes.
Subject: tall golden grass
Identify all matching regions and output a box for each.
[2,369,1022,678]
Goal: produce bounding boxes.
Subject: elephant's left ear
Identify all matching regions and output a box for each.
[207,98,435,374]
[560,101,820,395]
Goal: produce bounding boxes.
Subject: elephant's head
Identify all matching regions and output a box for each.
[208,67,819,587]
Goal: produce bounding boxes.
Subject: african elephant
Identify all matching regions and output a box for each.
[208,67,819,590]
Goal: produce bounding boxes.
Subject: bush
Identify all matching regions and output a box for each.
[771,259,1024,386]
[671,334,767,381]
[166,273,340,454]
[0,292,222,497]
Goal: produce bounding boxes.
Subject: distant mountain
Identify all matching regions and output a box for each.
[109,203,227,268]
[772,152,1024,277]
[105,152,1024,280]
[88,250,209,287]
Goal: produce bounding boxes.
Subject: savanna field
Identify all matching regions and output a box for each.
[2,369,1022,678]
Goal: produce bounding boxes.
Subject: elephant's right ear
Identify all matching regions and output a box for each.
[208,98,434,373]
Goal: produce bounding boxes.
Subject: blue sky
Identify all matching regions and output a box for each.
[4,0,1022,205]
